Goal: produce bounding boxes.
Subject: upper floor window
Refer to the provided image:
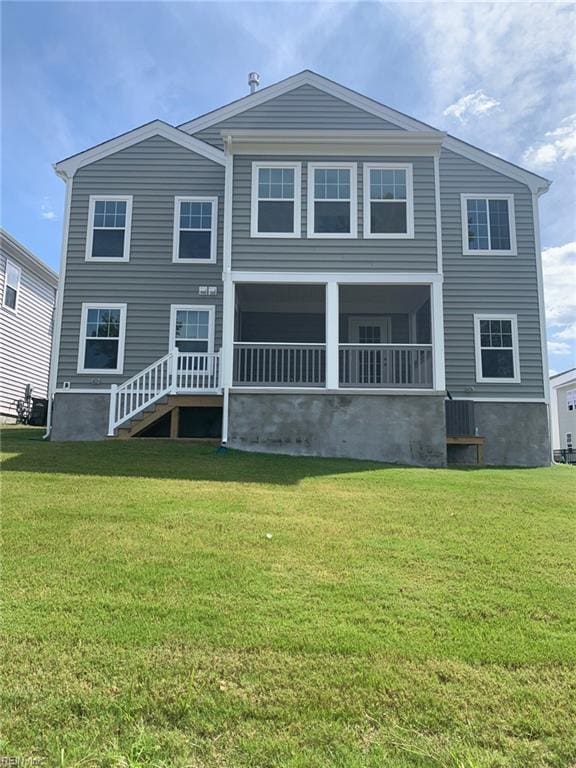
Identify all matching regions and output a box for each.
[77,303,126,374]
[363,164,414,239]
[86,196,132,262]
[173,197,217,263]
[308,163,357,238]
[251,163,301,237]
[3,260,21,311]
[461,194,517,255]
[567,389,576,411]
[474,314,520,383]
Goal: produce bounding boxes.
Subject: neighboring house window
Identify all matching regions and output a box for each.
[567,389,575,411]
[173,197,217,263]
[474,314,520,383]
[251,163,301,237]
[86,196,132,261]
[308,163,357,238]
[3,260,21,310]
[363,164,414,238]
[461,195,517,255]
[169,305,214,353]
[77,303,127,374]
[567,432,573,449]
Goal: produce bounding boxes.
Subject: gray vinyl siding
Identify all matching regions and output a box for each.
[0,245,56,415]
[231,155,437,272]
[440,148,545,399]
[193,85,404,148]
[57,135,224,388]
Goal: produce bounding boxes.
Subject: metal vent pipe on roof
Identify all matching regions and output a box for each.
[248,72,260,93]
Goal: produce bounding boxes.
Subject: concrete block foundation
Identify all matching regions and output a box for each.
[228,392,448,467]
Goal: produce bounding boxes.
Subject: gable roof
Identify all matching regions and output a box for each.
[54,120,225,179]
[550,368,576,388]
[0,228,58,287]
[179,70,550,194]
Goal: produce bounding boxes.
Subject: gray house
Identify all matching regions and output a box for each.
[1,229,58,421]
[48,71,551,466]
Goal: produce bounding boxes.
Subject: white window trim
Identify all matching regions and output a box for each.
[473,313,521,384]
[250,162,301,238]
[85,195,133,262]
[172,196,218,264]
[2,259,21,312]
[363,163,414,239]
[307,162,358,239]
[169,304,215,352]
[77,302,127,375]
[461,194,517,256]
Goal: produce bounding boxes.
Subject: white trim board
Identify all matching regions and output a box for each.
[229,271,442,285]
[178,70,549,194]
[54,120,225,179]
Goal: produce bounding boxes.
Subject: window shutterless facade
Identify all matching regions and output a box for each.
[461,194,517,255]
[173,197,218,263]
[86,196,132,261]
[363,163,414,238]
[251,162,301,237]
[77,303,127,374]
[307,163,357,238]
[169,305,215,353]
[3,260,21,311]
[474,314,520,383]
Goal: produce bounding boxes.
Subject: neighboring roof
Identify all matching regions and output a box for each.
[179,70,551,194]
[0,228,58,287]
[54,120,226,179]
[550,368,576,388]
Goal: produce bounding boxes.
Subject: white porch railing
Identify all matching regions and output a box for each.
[339,344,433,388]
[108,349,221,435]
[233,343,326,387]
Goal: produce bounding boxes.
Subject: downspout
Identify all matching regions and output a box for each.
[532,183,554,463]
[220,136,234,447]
[44,168,73,438]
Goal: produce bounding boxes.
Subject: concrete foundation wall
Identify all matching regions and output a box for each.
[228,393,447,467]
[476,402,550,466]
[51,392,110,441]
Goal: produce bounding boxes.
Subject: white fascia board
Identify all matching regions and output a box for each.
[178,70,550,193]
[229,271,443,285]
[54,120,225,178]
[550,369,576,389]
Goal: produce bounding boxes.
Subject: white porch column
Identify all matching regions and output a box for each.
[325,281,339,389]
[221,277,235,444]
[431,280,446,391]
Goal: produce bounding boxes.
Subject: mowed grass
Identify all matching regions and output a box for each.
[1,426,575,768]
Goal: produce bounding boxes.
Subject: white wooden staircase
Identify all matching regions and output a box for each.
[108,349,222,438]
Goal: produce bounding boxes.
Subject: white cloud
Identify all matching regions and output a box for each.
[542,241,576,327]
[40,198,56,221]
[548,340,572,355]
[523,114,576,168]
[555,323,576,341]
[443,90,500,123]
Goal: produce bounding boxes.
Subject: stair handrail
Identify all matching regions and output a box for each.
[108,349,178,435]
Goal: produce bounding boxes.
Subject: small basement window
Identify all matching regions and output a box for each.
[86,196,132,261]
[251,163,301,237]
[173,197,217,262]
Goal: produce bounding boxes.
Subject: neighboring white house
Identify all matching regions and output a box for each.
[0,229,58,421]
[550,368,576,453]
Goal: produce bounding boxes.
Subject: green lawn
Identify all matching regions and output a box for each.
[1,426,575,768]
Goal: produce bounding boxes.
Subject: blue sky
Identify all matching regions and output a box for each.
[1,0,575,373]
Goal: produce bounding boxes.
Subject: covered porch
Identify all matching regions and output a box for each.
[232,279,440,390]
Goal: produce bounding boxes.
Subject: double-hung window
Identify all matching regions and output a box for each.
[363,164,414,238]
[78,303,127,374]
[251,163,301,237]
[170,305,214,353]
[474,314,520,383]
[173,197,217,263]
[3,260,21,311]
[461,195,516,255]
[86,196,132,261]
[308,163,357,238]
[567,390,576,412]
